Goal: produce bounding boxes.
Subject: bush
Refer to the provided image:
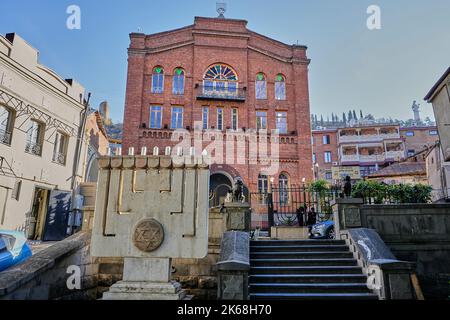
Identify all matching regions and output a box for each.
[308,179,329,193]
[351,181,432,204]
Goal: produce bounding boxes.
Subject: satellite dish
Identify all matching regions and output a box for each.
[216,2,227,18]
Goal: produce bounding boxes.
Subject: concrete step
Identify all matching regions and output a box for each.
[251,245,349,252]
[250,251,354,259]
[249,283,371,294]
[249,274,368,284]
[250,266,363,275]
[251,240,345,246]
[250,258,358,267]
[249,292,379,300]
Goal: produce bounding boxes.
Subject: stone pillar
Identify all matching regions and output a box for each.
[217,231,250,300]
[331,198,364,238]
[221,202,251,232]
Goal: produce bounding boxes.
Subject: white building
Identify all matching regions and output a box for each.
[0,33,88,240]
[425,67,450,202]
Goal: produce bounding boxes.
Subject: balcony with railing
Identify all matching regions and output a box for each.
[196,85,246,102]
[338,127,400,144]
[52,152,66,165]
[25,141,42,156]
[0,129,12,146]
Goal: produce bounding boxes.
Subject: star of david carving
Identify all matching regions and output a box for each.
[132,219,164,252]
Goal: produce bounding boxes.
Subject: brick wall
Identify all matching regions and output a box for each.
[312,129,339,181]
[122,16,313,193]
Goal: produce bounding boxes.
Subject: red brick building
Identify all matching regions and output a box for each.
[311,129,339,182]
[122,16,313,210]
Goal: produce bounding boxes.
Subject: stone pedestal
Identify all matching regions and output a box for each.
[331,198,364,238]
[222,202,251,231]
[270,226,309,240]
[103,257,186,300]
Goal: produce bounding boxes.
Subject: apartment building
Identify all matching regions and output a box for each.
[0,33,87,240]
[401,126,439,159]
[425,67,450,201]
[311,129,338,182]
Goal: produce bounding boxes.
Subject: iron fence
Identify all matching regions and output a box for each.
[269,186,339,227]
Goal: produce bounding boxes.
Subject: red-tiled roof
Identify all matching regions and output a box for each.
[368,162,426,178]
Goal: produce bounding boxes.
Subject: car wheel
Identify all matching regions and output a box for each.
[327,228,335,240]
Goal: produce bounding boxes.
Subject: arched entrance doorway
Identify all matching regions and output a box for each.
[209,172,250,207]
[209,173,233,208]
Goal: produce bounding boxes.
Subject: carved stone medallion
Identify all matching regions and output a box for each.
[132,219,164,252]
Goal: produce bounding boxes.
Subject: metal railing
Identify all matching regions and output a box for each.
[196,85,246,102]
[52,152,66,165]
[25,141,42,156]
[269,186,339,227]
[0,129,12,145]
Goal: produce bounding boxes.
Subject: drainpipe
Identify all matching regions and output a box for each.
[68,92,91,235]
[71,92,91,191]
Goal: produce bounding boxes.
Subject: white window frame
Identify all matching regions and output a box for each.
[172,69,185,95]
[276,112,287,134]
[152,69,164,94]
[53,131,68,165]
[25,119,44,156]
[275,77,286,100]
[171,107,184,129]
[0,105,14,145]
[256,111,267,130]
[231,108,238,130]
[202,107,209,130]
[150,106,163,129]
[324,151,332,163]
[217,108,224,131]
[255,79,267,100]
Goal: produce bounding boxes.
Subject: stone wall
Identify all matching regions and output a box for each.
[172,207,225,300]
[0,232,98,300]
[95,257,123,297]
[334,200,450,299]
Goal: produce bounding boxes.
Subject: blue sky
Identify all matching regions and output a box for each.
[1,0,449,122]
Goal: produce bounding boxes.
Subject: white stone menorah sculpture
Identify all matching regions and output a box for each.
[91,153,210,300]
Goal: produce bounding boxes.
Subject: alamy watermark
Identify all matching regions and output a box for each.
[116,122,281,176]
[367,5,382,30]
[66,265,81,290]
[66,5,81,30]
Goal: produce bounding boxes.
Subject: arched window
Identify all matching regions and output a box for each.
[279,173,289,204]
[255,73,267,100]
[275,74,286,100]
[173,68,185,95]
[152,66,164,93]
[203,64,238,96]
[0,105,14,145]
[258,174,269,193]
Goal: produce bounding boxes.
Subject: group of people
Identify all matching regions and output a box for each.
[295,206,317,227]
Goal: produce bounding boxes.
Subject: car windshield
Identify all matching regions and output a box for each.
[0,234,16,251]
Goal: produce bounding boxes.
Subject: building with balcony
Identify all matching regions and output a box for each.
[122,16,313,228]
[0,33,88,240]
[337,124,406,177]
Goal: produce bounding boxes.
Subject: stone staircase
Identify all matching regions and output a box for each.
[249,239,378,300]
